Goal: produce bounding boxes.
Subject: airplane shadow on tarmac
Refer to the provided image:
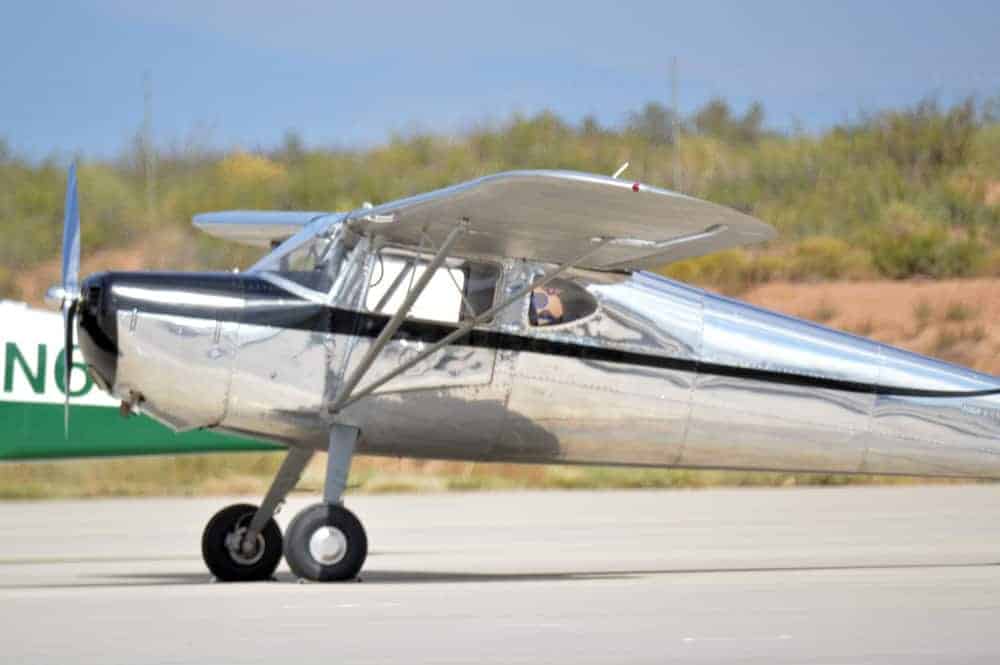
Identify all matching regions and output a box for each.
[4,560,1000,590]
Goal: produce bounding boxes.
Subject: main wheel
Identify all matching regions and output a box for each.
[201,503,283,582]
[284,503,368,582]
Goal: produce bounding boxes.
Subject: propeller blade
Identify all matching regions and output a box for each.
[61,163,81,298]
[59,163,81,439]
[63,299,78,438]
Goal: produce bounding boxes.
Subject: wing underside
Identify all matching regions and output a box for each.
[193,211,331,247]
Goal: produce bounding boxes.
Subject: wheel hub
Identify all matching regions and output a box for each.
[225,527,265,566]
[309,526,348,565]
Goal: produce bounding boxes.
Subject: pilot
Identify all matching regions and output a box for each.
[530,286,565,326]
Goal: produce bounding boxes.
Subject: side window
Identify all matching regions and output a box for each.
[366,251,499,324]
[529,278,598,327]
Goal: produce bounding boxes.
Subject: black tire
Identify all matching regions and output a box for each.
[284,503,368,582]
[201,503,283,582]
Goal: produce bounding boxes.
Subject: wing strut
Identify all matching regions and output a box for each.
[329,237,613,415]
[328,224,466,414]
[372,255,416,312]
[420,230,477,319]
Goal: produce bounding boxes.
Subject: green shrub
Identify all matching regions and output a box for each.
[867,202,986,278]
[985,248,1000,276]
[786,236,873,281]
[4,97,1000,286]
[662,249,774,293]
[0,265,20,300]
[944,301,978,322]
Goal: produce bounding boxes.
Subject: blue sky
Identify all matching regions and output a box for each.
[2,1,997,158]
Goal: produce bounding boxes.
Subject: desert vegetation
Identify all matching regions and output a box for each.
[2,96,999,497]
[3,96,1000,300]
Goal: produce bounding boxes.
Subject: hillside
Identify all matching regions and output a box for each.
[745,278,1000,375]
[3,96,1000,300]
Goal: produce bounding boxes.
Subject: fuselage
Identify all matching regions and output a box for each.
[76,264,1000,479]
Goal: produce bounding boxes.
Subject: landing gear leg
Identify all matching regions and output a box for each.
[284,425,368,582]
[201,446,314,582]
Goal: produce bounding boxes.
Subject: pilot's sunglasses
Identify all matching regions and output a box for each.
[532,292,550,310]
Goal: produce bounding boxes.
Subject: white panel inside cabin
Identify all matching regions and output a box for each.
[366,257,465,323]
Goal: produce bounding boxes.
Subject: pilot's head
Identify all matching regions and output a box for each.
[531,286,565,326]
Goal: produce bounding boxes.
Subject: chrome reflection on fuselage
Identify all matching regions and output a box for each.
[76,265,1000,479]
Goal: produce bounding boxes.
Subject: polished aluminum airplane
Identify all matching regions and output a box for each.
[48,164,1000,582]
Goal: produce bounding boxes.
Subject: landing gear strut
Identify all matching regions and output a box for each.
[199,425,367,583]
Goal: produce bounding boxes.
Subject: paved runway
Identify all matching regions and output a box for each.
[3,485,1000,664]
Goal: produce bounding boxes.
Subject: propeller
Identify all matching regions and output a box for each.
[45,163,81,437]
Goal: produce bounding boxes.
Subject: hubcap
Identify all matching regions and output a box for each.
[309,526,348,565]
[225,526,265,566]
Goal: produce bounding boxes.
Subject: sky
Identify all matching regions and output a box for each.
[1,1,997,158]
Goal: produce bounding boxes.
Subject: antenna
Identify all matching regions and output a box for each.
[143,70,156,222]
[670,56,681,192]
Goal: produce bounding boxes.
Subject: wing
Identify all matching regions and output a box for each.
[193,211,332,247]
[345,170,776,271]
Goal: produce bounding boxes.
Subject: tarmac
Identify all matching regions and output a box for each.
[3,485,1000,664]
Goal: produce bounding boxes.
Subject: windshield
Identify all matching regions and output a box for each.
[250,214,345,293]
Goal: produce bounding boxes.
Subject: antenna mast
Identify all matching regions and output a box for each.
[670,56,681,192]
[143,71,156,222]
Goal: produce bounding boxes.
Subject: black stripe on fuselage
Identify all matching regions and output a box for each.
[103,271,1000,400]
[319,311,1000,399]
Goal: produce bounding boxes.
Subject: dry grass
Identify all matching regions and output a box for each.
[944,301,979,322]
[0,453,970,500]
[811,300,839,323]
[13,229,195,307]
[850,318,876,337]
[913,299,934,332]
[748,278,1000,374]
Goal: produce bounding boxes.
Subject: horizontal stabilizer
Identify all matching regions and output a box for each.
[193,210,332,247]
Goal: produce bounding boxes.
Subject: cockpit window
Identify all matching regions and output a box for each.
[529,278,597,327]
[250,216,344,293]
[366,250,499,324]
[270,233,341,292]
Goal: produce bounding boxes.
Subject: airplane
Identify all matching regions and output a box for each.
[43,163,1000,583]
